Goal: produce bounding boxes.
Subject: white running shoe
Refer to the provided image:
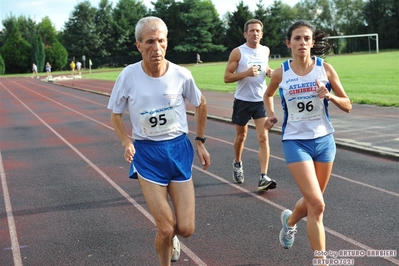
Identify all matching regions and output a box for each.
[279,209,297,249]
[232,160,244,183]
[171,235,180,262]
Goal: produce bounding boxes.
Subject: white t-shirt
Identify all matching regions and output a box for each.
[235,43,270,102]
[107,61,202,141]
[279,57,335,140]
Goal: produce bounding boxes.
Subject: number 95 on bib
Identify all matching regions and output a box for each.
[140,106,178,136]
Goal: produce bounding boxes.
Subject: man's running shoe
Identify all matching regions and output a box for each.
[279,209,297,249]
[171,235,180,262]
[232,160,244,183]
[258,174,277,191]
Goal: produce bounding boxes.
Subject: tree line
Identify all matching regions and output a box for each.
[0,0,397,75]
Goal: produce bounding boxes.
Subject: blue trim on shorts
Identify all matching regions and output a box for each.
[128,134,194,186]
[282,134,336,164]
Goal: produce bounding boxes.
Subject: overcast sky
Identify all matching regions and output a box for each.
[1,0,299,31]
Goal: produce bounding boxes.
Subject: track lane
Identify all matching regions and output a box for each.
[1,77,398,266]
[0,78,209,265]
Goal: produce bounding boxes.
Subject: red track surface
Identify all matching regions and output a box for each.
[1,77,398,266]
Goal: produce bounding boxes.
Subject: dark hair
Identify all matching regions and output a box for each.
[244,19,263,32]
[286,20,331,57]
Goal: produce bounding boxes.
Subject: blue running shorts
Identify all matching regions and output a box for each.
[282,134,336,164]
[129,134,194,186]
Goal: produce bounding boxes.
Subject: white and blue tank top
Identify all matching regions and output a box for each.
[279,57,335,140]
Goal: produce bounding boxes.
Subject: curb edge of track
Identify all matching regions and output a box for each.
[52,82,399,162]
[187,112,399,162]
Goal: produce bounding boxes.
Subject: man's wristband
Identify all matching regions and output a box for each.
[195,136,206,143]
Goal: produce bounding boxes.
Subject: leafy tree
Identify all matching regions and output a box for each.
[0,17,16,48]
[38,16,58,47]
[256,0,281,48]
[294,0,319,23]
[0,25,31,74]
[151,0,182,52]
[17,16,37,44]
[45,40,68,71]
[293,0,363,53]
[363,0,399,49]
[59,0,98,60]
[152,0,226,53]
[294,0,365,36]
[335,0,365,35]
[0,54,5,75]
[323,0,365,53]
[173,0,225,52]
[254,0,267,33]
[0,28,7,48]
[111,0,149,56]
[93,0,114,57]
[313,0,339,35]
[205,1,227,51]
[0,15,36,47]
[36,16,68,70]
[278,3,298,38]
[224,1,253,51]
[31,34,46,72]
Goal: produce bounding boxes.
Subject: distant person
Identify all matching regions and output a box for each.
[45,62,51,78]
[70,60,75,75]
[31,63,39,78]
[196,53,202,64]
[223,19,276,191]
[263,20,352,260]
[107,16,210,265]
[76,61,82,75]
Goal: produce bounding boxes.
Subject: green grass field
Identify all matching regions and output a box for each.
[186,51,399,107]
[88,50,398,107]
[3,51,398,107]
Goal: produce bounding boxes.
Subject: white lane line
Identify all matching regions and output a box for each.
[5,81,398,265]
[2,85,207,266]
[25,79,107,107]
[0,151,23,266]
[21,80,399,199]
[193,165,399,265]
[13,80,130,130]
[203,135,399,198]
[331,173,399,197]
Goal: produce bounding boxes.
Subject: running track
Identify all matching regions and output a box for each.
[1,77,398,266]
